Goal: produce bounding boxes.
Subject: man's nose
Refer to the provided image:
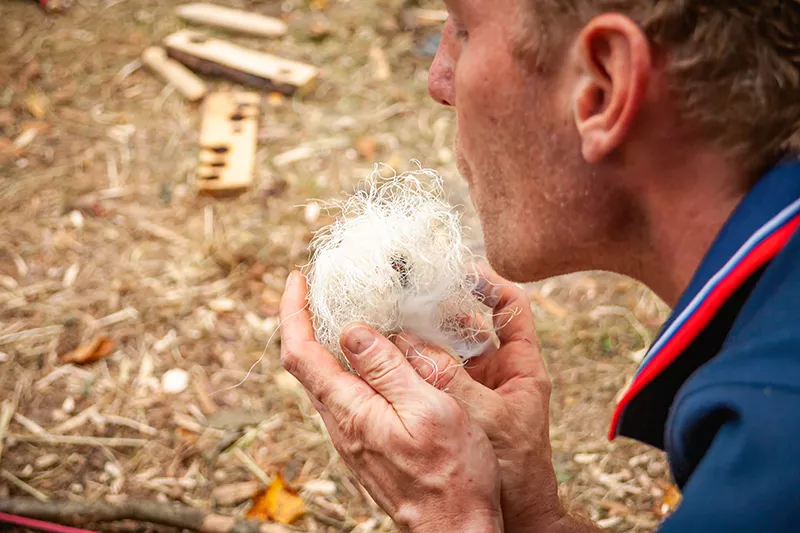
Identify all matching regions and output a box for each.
[428,34,455,107]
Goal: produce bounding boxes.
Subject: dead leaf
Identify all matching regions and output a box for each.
[60,336,116,364]
[247,473,305,524]
[656,484,682,516]
[26,93,49,119]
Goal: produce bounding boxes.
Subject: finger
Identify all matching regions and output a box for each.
[280,271,375,419]
[340,323,432,408]
[393,331,472,390]
[393,332,501,429]
[466,264,549,389]
[469,263,538,346]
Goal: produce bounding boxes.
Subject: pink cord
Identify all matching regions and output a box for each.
[0,512,99,533]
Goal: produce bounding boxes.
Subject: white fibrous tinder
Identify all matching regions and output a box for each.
[305,165,494,370]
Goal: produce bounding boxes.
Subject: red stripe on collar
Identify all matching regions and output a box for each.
[609,213,800,440]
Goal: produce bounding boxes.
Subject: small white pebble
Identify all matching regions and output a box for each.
[304,201,321,224]
[19,464,33,478]
[69,483,84,494]
[69,210,84,229]
[0,352,9,363]
[161,368,189,394]
[208,298,236,313]
[0,275,17,290]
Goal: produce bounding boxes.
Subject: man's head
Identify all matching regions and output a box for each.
[430,0,800,289]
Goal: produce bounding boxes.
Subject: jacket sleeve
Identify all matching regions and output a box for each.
[659,383,800,533]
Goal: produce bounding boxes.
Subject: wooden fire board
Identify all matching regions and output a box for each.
[175,3,288,38]
[196,91,261,196]
[163,30,318,95]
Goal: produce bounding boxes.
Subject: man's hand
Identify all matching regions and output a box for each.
[279,271,504,533]
[394,265,597,533]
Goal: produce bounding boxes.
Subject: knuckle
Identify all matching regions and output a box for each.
[363,349,405,385]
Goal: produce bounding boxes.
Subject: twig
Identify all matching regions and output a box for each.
[7,434,148,448]
[52,406,99,434]
[93,307,140,329]
[35,365,94,391]
[103,414,158,437]
[12,413,48,436]
[0,470,49,502]
[233,449,271,486]
[0,381,23,464]
[0,325,63,345]
[0,498,294,533]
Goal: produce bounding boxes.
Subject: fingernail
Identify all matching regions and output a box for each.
[285,271,295,289]
[344,325,376,355]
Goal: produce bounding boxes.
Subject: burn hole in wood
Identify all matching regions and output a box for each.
[230,113,245,121]
[391,255,410,289]
[204,145,230,154]
[200,174,221,180]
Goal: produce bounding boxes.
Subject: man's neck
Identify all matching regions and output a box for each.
[632,153,752,307]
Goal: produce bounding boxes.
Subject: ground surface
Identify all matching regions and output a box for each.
[0,1,675,531]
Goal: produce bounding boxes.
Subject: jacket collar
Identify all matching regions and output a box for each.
[610,159,800,448]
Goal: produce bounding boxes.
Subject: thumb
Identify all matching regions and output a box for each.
[340,324,430,407]
[393,332,486,398]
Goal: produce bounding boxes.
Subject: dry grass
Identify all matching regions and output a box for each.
[0,0,673,531]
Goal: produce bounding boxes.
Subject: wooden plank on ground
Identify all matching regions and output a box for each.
[163,30,318,95]
[175,3,287,38]
[195,91,261,196]
[141,46,207,102]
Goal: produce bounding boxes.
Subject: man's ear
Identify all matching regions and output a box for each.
[571,14,652,163]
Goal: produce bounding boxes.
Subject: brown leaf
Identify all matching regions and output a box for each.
[60,336,116,364]
[247,473,305,524]
[656,484,682,517]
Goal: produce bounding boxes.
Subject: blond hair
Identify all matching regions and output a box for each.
[525,1,800,173]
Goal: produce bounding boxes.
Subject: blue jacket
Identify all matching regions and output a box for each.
[610,160,800,531]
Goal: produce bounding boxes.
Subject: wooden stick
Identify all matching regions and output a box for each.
[7,434,148,448]
[0,470,49,502]
[141,46,208,102]
[102,414,158,437]
[164,30,318,95]
[51,406,99,434]
[12,413,48,437]
[0,381,23,464]
[0,325,62,345]
[175,3,287,38]
[0,499,294,533]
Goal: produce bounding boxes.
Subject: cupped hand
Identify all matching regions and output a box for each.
[279,271,504,533]
[393,264,568,533]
